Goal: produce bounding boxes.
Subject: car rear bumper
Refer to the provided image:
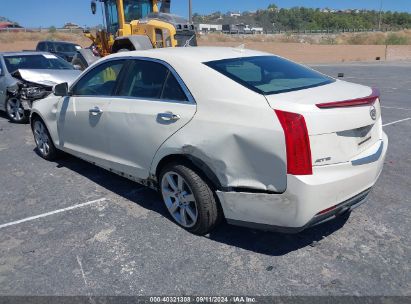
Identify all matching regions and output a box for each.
[216,132,388,233]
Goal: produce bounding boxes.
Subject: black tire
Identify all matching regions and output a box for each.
[6,97,29,124]
[159,163,222,235]
[31,117,58,161]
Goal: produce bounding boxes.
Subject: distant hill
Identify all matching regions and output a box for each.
[194,4,411,32]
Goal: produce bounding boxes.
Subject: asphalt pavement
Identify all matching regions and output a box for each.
[0,61,410,296]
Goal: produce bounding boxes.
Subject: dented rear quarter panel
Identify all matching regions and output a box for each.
[150,58,287,192]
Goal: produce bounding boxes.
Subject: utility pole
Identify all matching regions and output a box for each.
[378,0,383,31]
[189,0,193,23]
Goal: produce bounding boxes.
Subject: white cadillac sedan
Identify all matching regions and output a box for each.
[30,47,388,235]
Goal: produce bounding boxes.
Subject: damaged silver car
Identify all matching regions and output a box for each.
[0,52,81,123]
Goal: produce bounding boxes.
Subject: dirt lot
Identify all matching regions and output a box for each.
[198,41,395,63]
[1,31,411,63]
[0,32,90,52]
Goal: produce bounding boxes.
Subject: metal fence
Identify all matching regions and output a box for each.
[197,26,408,35]
[1,26,408,35]
[266,28,408,34]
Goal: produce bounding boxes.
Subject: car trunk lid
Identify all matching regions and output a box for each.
[266,80,383,166]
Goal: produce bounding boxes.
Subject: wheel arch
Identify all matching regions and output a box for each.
[154,154,223,191]
[112,35,153,53]
[30,111,44,128]
[72,49,100,70]
[30,111,57,144]
[2,79,19,111]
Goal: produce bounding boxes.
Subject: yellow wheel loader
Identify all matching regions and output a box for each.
[73,0,197,70]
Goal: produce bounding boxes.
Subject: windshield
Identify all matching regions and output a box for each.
[4,54,74,72]
[124,0,153,22]
[205,56,335,95]
[105,0,119,35]
[55,43,81,52]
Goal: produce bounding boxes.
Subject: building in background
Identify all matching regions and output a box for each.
[197,23,263,35]
[221,24,263,34]
[63,22,83,30]
[227,11,241,17]
[250,27,264,34]
[197,24,223,34]
[0,22,23,29]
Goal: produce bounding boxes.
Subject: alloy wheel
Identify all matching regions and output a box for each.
[33,120,51,157]
[161,171,199,228]
[6,98,25,122]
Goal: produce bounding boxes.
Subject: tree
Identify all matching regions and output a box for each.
[194,6,411,32]
[268,4,278,11]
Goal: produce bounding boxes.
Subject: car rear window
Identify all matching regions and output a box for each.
[4,54,74,72]
[205,56,335,95]
[55,43,81,52]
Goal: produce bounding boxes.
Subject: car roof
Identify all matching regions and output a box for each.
[38,40,80,45]
[108,47,271,64]
[0,51,52,56]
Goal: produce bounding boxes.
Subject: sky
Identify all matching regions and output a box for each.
[1,0,410,28]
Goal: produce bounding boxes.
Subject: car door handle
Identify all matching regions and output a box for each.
[158,112,180,121]
[89,106,103,115]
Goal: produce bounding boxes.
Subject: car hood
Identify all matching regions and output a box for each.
[11,69,81,87]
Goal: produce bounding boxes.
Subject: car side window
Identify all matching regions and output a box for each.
[118,60,188,102]
[118,60,168,99]
[162,72,188,102]
[72,60,125,96]
[37,42,46,51]
[56,44,64,52]
[46,42,54,52]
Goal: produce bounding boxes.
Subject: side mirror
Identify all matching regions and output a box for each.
[91,0,97,15]
[54,82,69,96]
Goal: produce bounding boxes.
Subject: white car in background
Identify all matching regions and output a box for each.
[30,47,388,235]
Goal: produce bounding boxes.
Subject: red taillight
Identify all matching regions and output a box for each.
[275,110,313,175]
[316,88,380,109]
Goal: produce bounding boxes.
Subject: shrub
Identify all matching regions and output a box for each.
[385,33,409,45]
[346,34,368,45]
[319,36,337,45]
